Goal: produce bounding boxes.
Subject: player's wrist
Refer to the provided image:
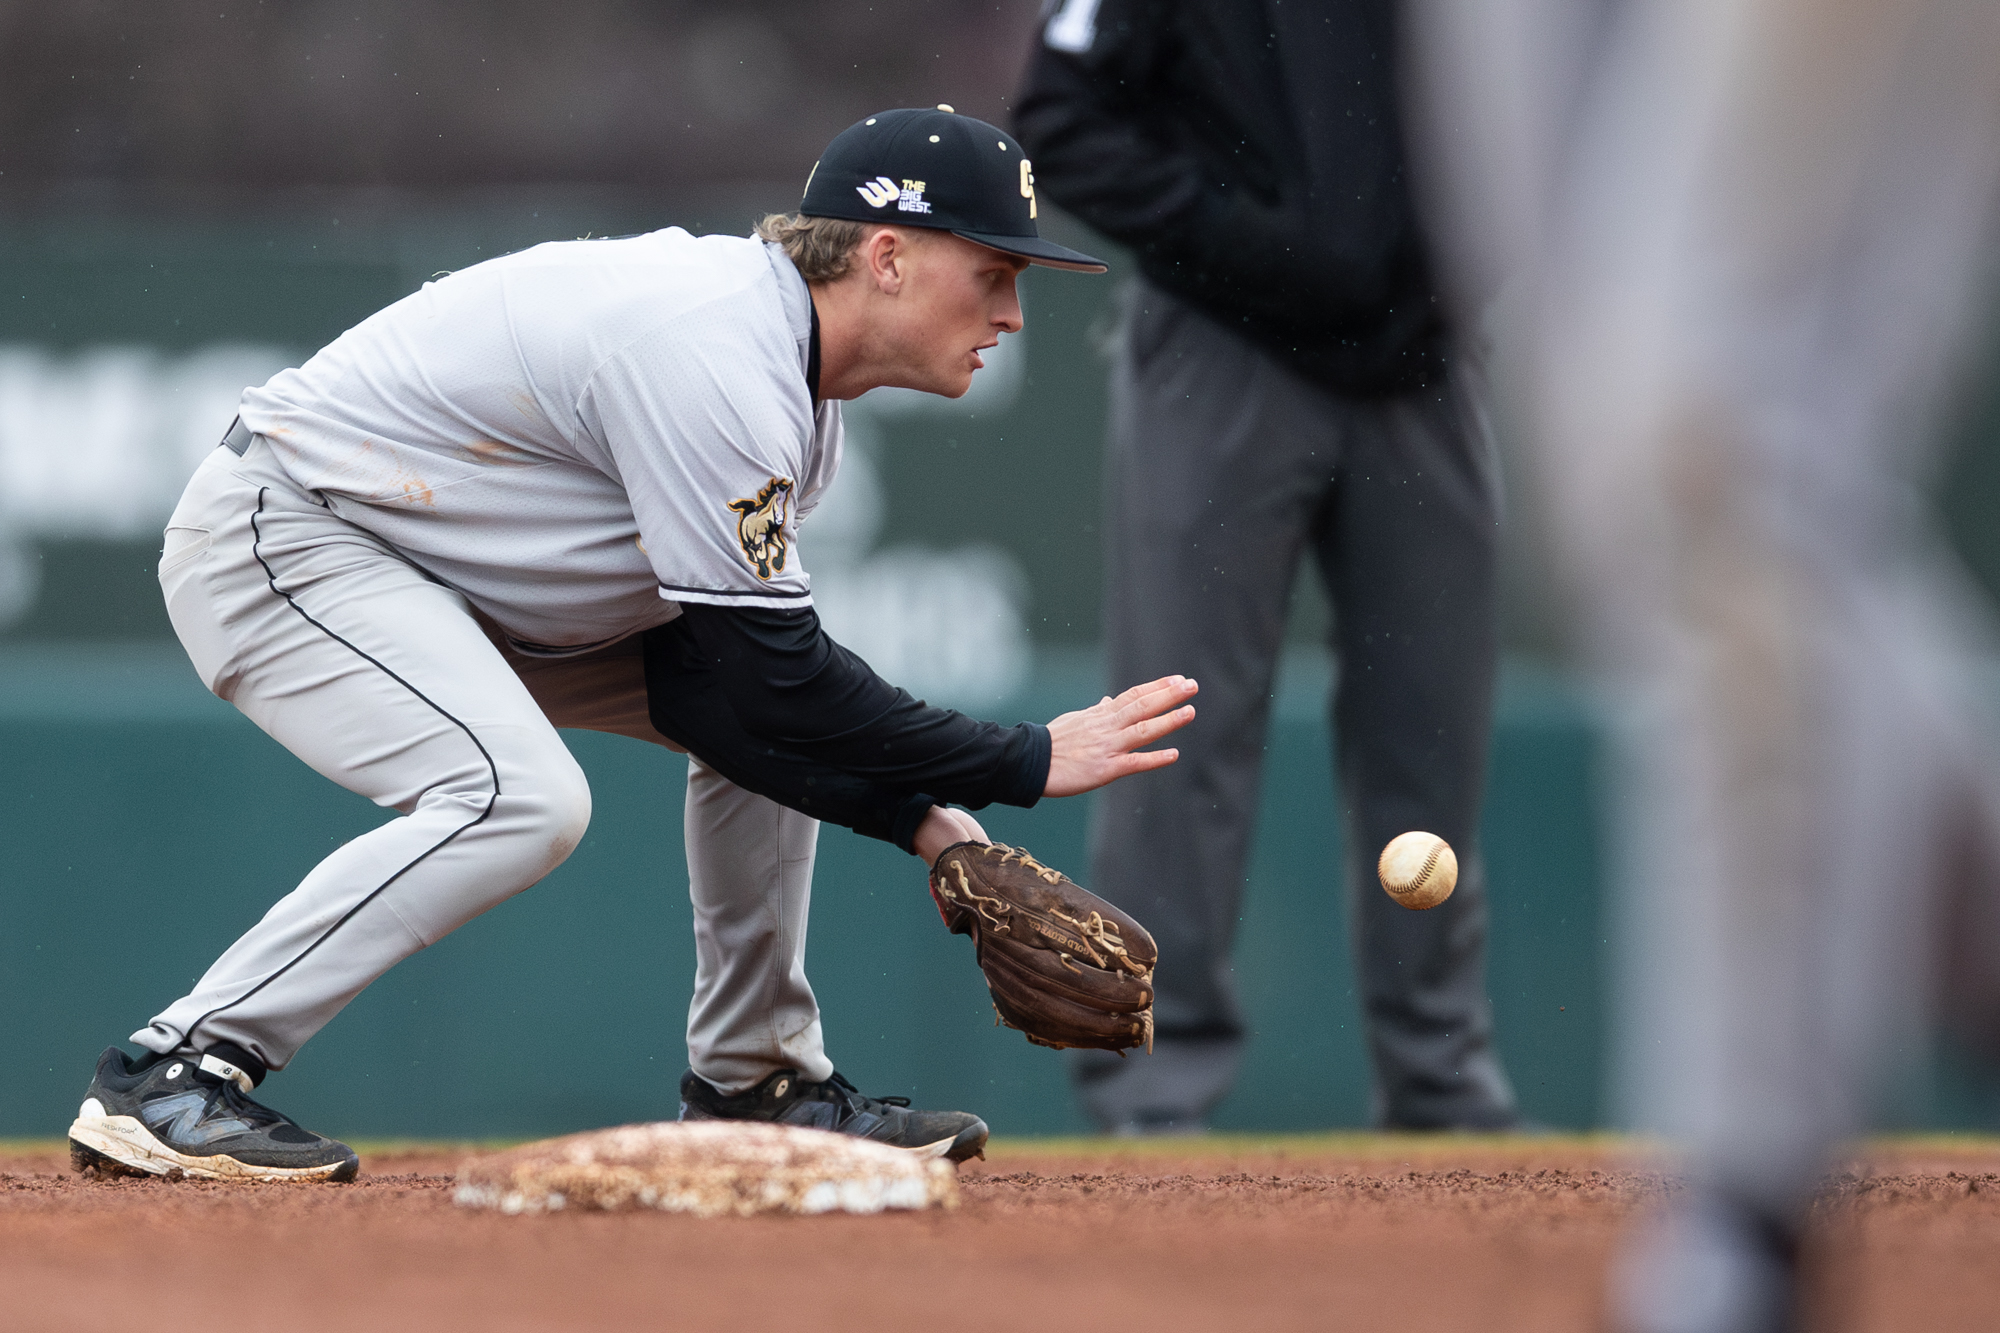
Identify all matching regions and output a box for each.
[911,805,988,863]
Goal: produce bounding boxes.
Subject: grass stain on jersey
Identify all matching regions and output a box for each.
[457,439,542,467]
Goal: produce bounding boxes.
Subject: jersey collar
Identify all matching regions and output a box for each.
[806,298,822,404]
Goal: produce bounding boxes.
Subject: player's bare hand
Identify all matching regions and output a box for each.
[1043,675,1197,798]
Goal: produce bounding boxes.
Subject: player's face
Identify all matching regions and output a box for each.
[892,233,1027,399]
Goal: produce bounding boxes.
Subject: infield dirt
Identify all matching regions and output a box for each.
[3,1135,1995,1331]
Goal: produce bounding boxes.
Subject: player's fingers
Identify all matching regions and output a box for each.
[1109,675,1191,710]
[1117,704,1195,750]
[1116,746,1179,775]
[1114,688,1196,737]
[1111,676,1197,726]
[1107,676,1173,706]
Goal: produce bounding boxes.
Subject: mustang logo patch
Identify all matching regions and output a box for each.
[728,476,795,580]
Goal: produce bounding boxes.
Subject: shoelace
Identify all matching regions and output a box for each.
[191,1075,290,1131]
[820,1071,910,1118]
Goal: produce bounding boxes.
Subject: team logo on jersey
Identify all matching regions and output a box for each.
[856,176,933,214]
[728,476,795,580]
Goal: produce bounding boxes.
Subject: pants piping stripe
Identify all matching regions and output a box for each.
[172,487,504,1053]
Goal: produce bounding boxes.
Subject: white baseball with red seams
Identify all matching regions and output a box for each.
[1377,832,1458,911]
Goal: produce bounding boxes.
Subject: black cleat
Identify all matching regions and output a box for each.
[679,1068,989,1163]
[67,1046,359,1183]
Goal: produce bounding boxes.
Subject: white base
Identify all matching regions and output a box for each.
[454,1120,961,1217]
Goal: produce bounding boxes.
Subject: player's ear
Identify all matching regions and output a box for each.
[862,226,908,296]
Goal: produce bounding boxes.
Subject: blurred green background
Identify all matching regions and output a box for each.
[3,201,1995,1139]
[0,643,1608,1138]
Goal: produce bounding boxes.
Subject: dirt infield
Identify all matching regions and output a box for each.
[3,1135,1996,1331]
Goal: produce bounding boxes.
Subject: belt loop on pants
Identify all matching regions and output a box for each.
[222,416,254,455]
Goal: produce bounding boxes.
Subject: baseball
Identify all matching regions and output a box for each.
[1377,831,1457,910]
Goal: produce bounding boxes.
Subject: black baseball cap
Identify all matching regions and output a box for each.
[800,106,1107,273]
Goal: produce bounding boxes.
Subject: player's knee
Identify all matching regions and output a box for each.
[437,733,592,874]
[509,751,593,870]
[544,762,594,860]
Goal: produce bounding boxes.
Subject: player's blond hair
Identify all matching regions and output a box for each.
[754,213,872,283]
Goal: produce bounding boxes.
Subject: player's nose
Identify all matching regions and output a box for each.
[992,277,1024,335]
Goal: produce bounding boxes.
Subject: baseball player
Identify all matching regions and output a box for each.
[65,106,1197,1183]
[1408,2,2000,1329]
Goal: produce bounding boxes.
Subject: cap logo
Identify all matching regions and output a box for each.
[1019,159,1038,220]
[855,175,933,214]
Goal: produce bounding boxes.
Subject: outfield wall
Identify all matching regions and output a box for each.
[8,645,1998,1138]
[1,644,1608,1138]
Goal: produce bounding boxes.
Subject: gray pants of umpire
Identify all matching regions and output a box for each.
[1074,280,1518,1131]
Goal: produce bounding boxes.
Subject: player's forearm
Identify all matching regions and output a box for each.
[644,605,1050,811]
[644,671,991,857]
[642,649,944,849]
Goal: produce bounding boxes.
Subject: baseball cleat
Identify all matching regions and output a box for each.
[67,1046,359,1183]
[679,1067,989,1163]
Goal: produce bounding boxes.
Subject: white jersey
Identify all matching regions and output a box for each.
[238,229,841,655]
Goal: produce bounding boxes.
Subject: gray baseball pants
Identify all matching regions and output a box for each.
[135,438,832,1095]
[1074,281,1518,1130]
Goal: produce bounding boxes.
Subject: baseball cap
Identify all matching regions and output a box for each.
[800,106,1107,273]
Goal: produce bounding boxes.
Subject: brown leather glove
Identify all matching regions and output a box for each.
[928,841,1156,1053]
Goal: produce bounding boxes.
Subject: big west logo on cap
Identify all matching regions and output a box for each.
[729,476,794,580]
[856,175,933,214]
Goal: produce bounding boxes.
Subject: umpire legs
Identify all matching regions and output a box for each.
[1074,281,1515,1130]
[1321,365,1516,1129]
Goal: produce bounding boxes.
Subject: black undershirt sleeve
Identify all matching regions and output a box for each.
[641,603,1051,850]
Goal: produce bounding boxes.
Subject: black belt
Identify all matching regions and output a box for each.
[221,416,254,455]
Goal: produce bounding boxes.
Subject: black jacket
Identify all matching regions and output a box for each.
[1013,0,1447,395]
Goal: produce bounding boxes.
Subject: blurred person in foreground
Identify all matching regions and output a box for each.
[1015,0,1519,1133]
[1407,1,2000,1328]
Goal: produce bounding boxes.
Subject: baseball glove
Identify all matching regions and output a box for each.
[928,841,1156,1053]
